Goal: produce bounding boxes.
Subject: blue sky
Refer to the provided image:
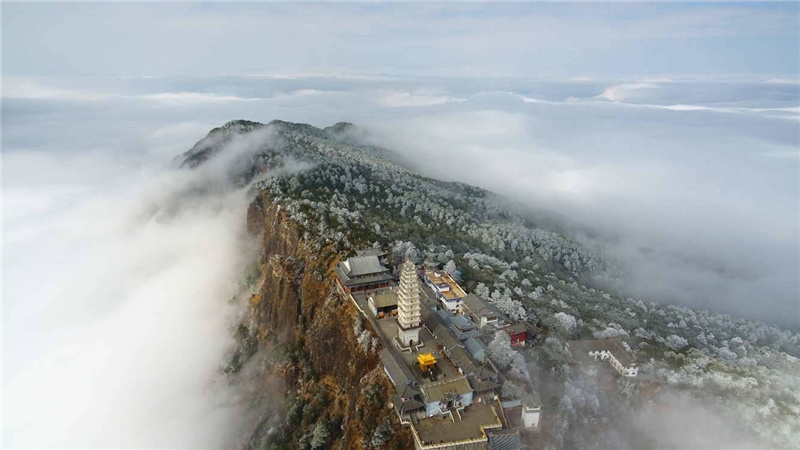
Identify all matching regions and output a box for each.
[3,2,799,78]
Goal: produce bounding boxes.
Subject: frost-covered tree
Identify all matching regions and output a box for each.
[444,259,458,278]
[666,334,689,350]
[405,247,420,264]
[487,331,515,368]
[508,353,530,380]
[553,312,577,333]
[309,421,330,449]
[370,422,393,448]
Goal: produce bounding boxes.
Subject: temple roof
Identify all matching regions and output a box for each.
[468,374,500,393]
[335,265,393,287]
[370,291,398,308]
[380,348,417,389]
[339,255,388,277]
[463,293,504,320]
[488,430,522,450]
[392,394,425,415]
[421,377,473,403]
[355,248,386,257]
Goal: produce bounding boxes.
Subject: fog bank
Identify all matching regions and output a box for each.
[3,139,262,447]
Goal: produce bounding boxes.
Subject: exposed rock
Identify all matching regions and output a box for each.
[243,189,412,449]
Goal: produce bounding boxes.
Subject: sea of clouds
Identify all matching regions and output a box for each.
[3,74,798,446]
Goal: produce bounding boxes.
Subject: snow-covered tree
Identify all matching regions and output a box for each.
[370,422,393,448]
[444,259,458,277]
[309,421,330,449]
[487,331,515,368]
[553,312,577,333]
[666,334,689,351]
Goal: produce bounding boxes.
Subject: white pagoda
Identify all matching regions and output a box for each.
[396,259,422,346]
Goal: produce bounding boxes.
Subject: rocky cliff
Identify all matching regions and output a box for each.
[243,189,413,450]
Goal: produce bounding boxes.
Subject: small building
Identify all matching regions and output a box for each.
[368,289,398,318]
[468,364,500,396]
[566,339,638,377]
[420,377,474,415]
[465,337,488,364]
[411,402,502,450]
[423,270,468,314]
[462,293,503,328]
[521,392,541,429]
[380,348,418,391]
[417,353,438,372]
[335,254,394,293]
[501,323,527,347]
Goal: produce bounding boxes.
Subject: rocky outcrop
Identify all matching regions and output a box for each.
[244,189,413,449]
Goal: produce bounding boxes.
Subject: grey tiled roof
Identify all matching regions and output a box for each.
[465,337,487,359]
[468,374,499,393]
[392,394,425,415]
[341,255,387,277]
[488,430,522,450]
[463,293,504,319]
[455,330,482,341]
[451,315,476,331]
[448,346,479,375]
[420,377,472,402]
[502,323,527,335]
[370,291,398,308]
[523,390,541,408]
[335,264,394,287]
[380,348,417,389]
[355,248,386,257]
[422,305,479,375]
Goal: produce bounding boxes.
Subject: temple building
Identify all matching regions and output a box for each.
[344,258,536,450]
[368,289,398,318]
[334,253,394,293]
[462,293,503,328]
[397,259,423,346]
[501,323,528,347]
[423,269,467,314]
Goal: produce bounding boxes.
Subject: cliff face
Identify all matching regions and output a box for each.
[245,190,413,449]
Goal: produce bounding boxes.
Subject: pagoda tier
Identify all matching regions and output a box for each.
[397,260,422,330]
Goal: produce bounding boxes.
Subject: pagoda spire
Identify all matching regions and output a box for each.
[397,259,422,346]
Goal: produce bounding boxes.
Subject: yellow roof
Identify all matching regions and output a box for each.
[417,353,437,366]
[426,271,467,300]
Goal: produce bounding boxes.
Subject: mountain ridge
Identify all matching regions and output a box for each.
[187,119,800,449]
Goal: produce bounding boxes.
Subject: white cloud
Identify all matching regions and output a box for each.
[377,90,465,107]
[596,82,660,102]
[766,78,800,85]
[3,78,112,101]
[361,93,798,327]
[141,91,263,104]
[2,133,274,447]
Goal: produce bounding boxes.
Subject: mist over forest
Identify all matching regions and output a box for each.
[6,74,798,328]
